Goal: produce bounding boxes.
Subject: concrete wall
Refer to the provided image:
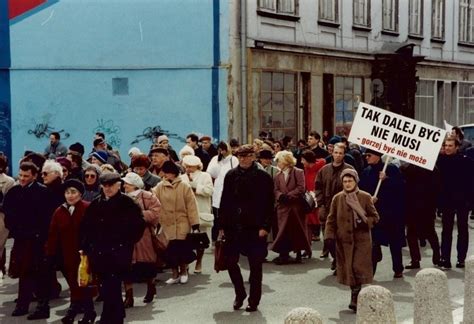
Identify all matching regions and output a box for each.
[9,0,229,172]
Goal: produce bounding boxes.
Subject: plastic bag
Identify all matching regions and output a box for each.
[78,251,92,287]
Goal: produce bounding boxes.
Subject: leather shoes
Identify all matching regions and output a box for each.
[12,306,28,317]
[245,304,258,312]
[456,261,465,268]
[405,261,420,269]
[233,295,246,310]
[393,272,403,278]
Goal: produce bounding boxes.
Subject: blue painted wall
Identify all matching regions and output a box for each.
[0,0,12,167]
[9,0,229,173]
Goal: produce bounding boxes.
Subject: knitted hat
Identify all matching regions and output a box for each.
[63,178,85,194]
[56,157,72,171]
[328,136,342,145]
[179,145,195,159]
[161,161,180,176]
[122,172,144,189]
[69,142,85,156]
[149,147,169,156]
[364,148,383,157]
[182,155,202,167]
[340,168,360,183]
[157,135,169,144]
[199,135,212,142]
[128,147,142,156]
[91,150,108,164]
[258,149,273,160]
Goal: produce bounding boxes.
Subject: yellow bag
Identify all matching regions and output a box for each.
[78,251,92,287]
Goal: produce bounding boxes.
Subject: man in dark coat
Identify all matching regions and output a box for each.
[436,136,474,269]
[400,163,441,269]
[80,172,145,324]
[4,162,56,317]
[218,144,274,312]
[186,133,211,170]
[359,149,406,278]
[307,131,329,159]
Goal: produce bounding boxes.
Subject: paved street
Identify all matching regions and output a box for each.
[0,218,472,324]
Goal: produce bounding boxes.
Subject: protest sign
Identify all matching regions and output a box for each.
[348,102,447,171]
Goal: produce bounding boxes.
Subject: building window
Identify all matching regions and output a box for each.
[353,0,371,27]
[459,0,474,43]
[319,0,338,23]
[415,80,435,125]
[432,0,445,39]
[409,0,423,36]
[382,0,398,32]
[459,83,474,124]
[260,72,297,140]
[334,77,363,136]
[258,0,297,15]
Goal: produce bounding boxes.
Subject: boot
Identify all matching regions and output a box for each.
[27,301,50,320]
[78,300,96,324]
[61,304,78,324]
[143,281,156,303]
[123,288,134,308]
[348,286,361,312]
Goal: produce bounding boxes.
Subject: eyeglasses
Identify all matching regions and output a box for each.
[41,172,50,177]
[85,174,96,178]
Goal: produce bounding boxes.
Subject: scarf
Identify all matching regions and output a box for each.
[344,189,368,228]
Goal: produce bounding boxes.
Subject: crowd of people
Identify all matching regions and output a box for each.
[0,126,473,322]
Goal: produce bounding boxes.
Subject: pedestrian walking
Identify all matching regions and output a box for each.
[218,144,274,312]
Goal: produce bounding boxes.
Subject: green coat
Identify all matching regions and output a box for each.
[325,190,379,286]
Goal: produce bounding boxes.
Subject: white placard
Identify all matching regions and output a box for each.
[348,102,447,170]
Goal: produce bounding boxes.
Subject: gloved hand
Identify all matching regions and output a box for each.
[191,224,200,233]
[278,194,289,204]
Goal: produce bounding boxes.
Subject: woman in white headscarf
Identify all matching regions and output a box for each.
[121,172,161,308]
[180,155,214,273]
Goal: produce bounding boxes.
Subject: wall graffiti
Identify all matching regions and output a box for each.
[93,118,121,148]
[27,114,70,139]
[131,125,186,145]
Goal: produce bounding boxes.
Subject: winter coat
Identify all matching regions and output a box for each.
[359,161,405,246]
[46,178,66,210]
[207,154,238,208]
[304,159,326,225]
[325,190,379,286]
[315,162,355,223]
[152,177,199,240]
[180,170,214,226]
[271,167,311,253]
[218,162,274,232]
[79,192,145,274]
[129,190,161,263]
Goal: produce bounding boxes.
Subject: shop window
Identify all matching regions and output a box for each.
[260,72,297,140]
[334,77,363,136]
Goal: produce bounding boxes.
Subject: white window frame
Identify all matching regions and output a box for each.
[382,0,398,32]
[353,0,371,27]
[319,0,339,23]
[458,82,474,124]
[432,0,445,40]
[459,0,474,43]
[409,0,423,36]
[415,80,436,126]
[258,0,297,15]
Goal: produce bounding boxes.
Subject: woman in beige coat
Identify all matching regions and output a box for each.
[325,168,379,312]
[180,155,214,273]
[153,161,200,285]
[121,172,161,308]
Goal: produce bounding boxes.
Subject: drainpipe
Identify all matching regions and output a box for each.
[240,0,247,141]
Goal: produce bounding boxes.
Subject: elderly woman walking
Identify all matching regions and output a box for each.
[324,169,379,312]
[152,161,200,284]
[271,151,311,265]
[180,155,214,273]
[121,172,161,308]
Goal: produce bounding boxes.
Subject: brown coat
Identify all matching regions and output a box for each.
[130,190,161,263]
[325,190,379,287]
[271,167,311,254]
[152,177,199,240]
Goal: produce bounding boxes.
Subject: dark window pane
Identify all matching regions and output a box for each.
[273,73,284,91]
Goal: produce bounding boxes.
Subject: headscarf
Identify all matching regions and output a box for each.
[340,169,367,228]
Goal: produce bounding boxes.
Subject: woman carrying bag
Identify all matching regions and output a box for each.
[121,172,161,308]
[153,161,200,284]
[181,155,214,273]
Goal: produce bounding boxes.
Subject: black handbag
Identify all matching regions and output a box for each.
[186,232,210,250]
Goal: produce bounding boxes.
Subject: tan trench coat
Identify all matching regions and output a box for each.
[325,190,379,286]
[152,177,199,240]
